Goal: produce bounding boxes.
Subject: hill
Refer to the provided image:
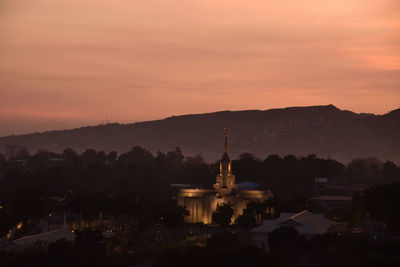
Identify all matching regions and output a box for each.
[0,105,399,163]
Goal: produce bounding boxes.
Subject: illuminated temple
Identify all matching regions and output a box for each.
[177,128,273,224]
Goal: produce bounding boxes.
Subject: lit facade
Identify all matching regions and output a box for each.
[177,128,273,224]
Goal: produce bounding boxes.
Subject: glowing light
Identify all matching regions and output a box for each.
[16,222,23,229]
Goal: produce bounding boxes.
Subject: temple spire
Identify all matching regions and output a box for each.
[214,128,236,192]
[224,128,228,153]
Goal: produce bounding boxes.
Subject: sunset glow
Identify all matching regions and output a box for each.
[1,0,399,136]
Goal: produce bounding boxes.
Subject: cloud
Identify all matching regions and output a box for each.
[0,0,399,137]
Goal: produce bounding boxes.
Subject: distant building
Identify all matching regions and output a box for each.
[177,129,273,224]
[309,195,353,212]
[5,145,28,161]
[310,178,370,213]
[251,210,336,251]
[313,177,328,191]
[314,177,328,183]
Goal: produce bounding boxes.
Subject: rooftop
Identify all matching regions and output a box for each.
[251,210,335,235]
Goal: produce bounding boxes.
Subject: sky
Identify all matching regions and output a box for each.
[0,0,399,136]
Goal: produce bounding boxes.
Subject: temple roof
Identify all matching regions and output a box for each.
[238,181,260,190]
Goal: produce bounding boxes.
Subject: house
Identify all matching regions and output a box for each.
[309,195,353,212]
[310,179,370,213]
[251,210,335,251]
[12,227,75,250]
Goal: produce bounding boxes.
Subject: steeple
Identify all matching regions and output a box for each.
[214,128,237,193]
[220,128,232,186]
[224,127,228,153]
[221,128,231,169]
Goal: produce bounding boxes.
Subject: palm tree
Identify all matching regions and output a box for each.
[246,201,267,225]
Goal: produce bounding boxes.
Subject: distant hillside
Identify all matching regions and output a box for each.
[0,105,399,163]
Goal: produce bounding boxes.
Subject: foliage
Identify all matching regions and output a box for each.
[75,228,106,253]
[161,205,190,228]
[235,208,257,229]
[212,202,234,227]
[0,147,399,238]
[363,181,400,231]
[154,231,271,267]
[205,230,242,249]
[268,226,299,252]
[236,200,274,229]
[0,147,399,266]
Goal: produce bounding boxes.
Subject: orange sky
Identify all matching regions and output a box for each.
[0,0,399,136]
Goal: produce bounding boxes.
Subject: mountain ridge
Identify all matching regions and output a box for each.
[1,105,399,163]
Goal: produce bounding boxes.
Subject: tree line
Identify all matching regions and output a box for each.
[1,147,398,199]
[0,147,399,237]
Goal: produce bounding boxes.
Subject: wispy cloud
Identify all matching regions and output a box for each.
[0,0,399,136]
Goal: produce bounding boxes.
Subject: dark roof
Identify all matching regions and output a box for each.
[238,181,260,190]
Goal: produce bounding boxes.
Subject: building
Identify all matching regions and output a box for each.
[12,227,75,250]
[309,195,353,212]
[313,177,328,191]
[5,145,28,161]
[177,128,273,224]
[310,178,370,213]
[251,210,336,251]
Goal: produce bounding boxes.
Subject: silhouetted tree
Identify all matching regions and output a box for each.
[118,146,154,166]
[106,151,117,165]
[235,208,257,229]
[381,161,400,183]
[161,205,190,228]
[347,158,382,184]
[206,231,241,249]
[179,155,213,185]
[212,202,234,227]
[62,148,78,160]
[81,149,107,167]
[75,228,106,253]
[10,186,48,224]
[47,239,76,265]
[268,226,298,252]
[363,182,400,231]
[245,201,269,225]
[166,147,184,164]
